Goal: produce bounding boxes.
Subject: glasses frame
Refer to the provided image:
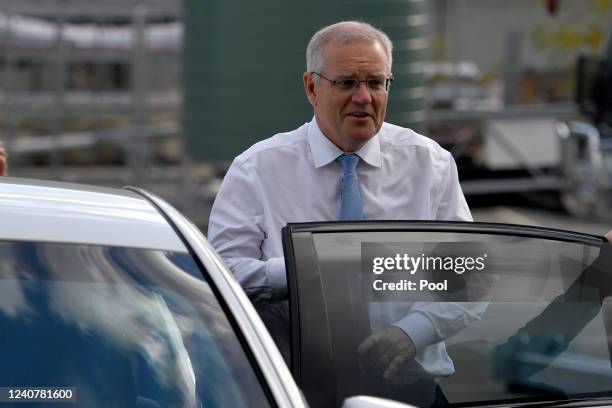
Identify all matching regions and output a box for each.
[310,72,394,93]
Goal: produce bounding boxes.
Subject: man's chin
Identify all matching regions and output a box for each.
[345,127,377,142]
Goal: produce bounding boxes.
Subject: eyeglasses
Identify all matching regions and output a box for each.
[311,72,393,93]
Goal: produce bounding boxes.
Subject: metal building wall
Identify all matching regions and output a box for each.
[183,0,427,160]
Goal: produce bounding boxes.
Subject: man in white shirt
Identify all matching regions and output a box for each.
[208,21,477,397]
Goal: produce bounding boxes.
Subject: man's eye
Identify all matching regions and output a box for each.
[336,79,358,89]
[368,78,386,90]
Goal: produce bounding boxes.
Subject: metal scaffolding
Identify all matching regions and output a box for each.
[0,1,213,226]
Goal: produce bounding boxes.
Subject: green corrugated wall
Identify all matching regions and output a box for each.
[183,0,427,160]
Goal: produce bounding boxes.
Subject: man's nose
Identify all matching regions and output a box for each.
[352,82,372,103]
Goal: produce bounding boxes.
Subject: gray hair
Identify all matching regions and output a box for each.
[306,21,393,81]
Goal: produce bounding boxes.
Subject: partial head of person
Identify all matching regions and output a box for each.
[304,21,394,153]
[0,142,7,176]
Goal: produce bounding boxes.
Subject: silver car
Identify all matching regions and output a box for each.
[0,177,308,408]
[2,177,612,408]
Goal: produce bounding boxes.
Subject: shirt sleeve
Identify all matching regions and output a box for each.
[394,150,487,353]
[394,302,488,353]
[207,158,287,302]
[435,151,472,221]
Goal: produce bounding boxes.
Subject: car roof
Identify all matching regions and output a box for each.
[0,177,186,252]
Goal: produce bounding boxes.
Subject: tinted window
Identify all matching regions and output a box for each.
[0,241,271,408]
[285,225,611,408]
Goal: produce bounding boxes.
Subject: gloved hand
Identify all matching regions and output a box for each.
[357,326,417,385]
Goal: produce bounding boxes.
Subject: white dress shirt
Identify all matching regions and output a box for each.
[208,117,481,376]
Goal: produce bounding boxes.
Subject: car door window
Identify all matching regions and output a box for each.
[283,221,611,408]
[0,241,272,408]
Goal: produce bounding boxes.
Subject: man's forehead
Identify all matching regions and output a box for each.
[323,37,386,53]
[322,39,389,73]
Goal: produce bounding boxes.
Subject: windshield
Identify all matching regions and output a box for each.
[0,240,271,408]
[285,226,612,408]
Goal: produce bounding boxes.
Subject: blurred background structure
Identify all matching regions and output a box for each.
[1,0,612,232]
[0,0,200,217]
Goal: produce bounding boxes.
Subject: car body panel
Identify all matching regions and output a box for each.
[0,177,185,252]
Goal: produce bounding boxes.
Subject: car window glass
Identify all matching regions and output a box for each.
[0,241,272,408]
[285,226,611,408]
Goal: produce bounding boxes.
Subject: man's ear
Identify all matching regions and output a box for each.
[303,72,317,107]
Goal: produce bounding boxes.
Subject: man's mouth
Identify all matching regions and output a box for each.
[347,112,370,118]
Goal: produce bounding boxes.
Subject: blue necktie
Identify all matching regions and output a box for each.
[337,154,364,221]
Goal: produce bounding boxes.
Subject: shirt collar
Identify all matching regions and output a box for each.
[307,116,382,168]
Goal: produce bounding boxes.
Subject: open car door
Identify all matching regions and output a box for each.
[282,221,612,408]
